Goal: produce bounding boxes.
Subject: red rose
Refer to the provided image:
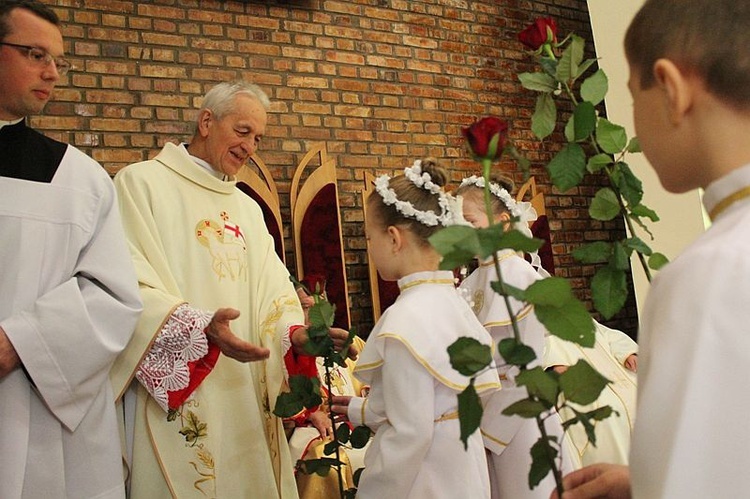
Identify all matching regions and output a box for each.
[462,117,509,161]
[518,17,558,51]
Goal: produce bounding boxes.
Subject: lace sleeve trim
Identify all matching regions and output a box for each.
[135,304,213,412]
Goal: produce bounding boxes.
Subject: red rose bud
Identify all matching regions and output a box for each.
[462,117,509,161]
[518,17,558,51]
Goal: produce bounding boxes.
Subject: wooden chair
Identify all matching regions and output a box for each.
[290,143,351,329]
[235,154,286,263]
[516,176,555,275]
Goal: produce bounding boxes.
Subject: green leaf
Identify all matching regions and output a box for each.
[497,338,537,367]
[524,277,573,306]
[457,382,483,450]
[302,332,333,356]
[515,366,559,406]
[648,252,669,270]
[298,457,340,477]
[591,267,628,319]
[623,236,652,256]
[575,58,598,79]
[626,136,642,153]
[630,203,659,222]
[580,68,608,105]
[547,143,586,192]
[589,187,621,221]
[564,114,575,143]
[273,391,304,419]
[532,93,556,140]
[611,162,643,207]
[587,153,613,173]
[571,101,597,142]
[352,467,364,486]
[561,407,596,446]
[490,280,527,302]
[556,34,584,83]
[536,299,595,347]
[350,425,372,449]
[308,300,335,329]
[525,278,595,346]
[539,56,558,78]
[323,439,338,456]
[596,118,628,154]
[572,241,611,263]
[502,398,547,418]
[273,375,323,418]
[447,337,493,376]
[611,242,631,271]
[519,72,558,93]
[335,422,350,444]
[529,437,557,488]
[429,225,481,269]
[478,226,543,257]
[559,359,611,405]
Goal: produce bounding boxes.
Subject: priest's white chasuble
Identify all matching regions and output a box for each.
[111,142,304,498]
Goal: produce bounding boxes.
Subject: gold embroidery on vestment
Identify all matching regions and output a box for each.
[195,211,248,281]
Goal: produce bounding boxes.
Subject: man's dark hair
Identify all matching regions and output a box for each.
[0,0,59,41]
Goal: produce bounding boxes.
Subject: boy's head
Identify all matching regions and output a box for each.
[625,0,750,111]
[625,0,750,193]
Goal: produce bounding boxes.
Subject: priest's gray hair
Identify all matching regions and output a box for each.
[200,80,271,120]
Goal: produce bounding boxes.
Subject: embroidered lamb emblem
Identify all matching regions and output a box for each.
[195,211,248,281]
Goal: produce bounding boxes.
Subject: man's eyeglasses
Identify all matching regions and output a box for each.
[0,42,72,76]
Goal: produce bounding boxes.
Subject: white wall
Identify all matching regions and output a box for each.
[586,0,707,314]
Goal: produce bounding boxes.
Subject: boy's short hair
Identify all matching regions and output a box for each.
[625,0,750,109]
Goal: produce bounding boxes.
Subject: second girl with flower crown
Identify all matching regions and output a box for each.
[456,174,581,498]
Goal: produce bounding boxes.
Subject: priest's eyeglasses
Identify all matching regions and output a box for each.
[0,42,71,76]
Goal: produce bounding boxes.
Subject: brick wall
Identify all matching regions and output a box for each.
[35,0,638,338]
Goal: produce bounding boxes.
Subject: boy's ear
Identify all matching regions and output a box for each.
[653,58,693,126]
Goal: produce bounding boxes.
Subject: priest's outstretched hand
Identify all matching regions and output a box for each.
[205,308,271,362]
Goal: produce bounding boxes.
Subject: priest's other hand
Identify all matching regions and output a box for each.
[206,308,270,362]
[0,326,21,380]
[550,463,631,499]
[291,326,358,360]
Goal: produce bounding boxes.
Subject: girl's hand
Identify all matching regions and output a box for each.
[308,410,333,439]
[624,354,638,372]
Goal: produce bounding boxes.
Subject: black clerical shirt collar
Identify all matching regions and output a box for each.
[0,117,24,130]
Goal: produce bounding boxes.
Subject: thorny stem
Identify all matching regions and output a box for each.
[559,72,653,282]
[481,159,523,344]
[536,412,565,497]
[481,159,564,496]
[324,354,346,499]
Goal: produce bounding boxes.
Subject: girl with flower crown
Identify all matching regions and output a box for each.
[331,159,500,498]
[456,175,581,498]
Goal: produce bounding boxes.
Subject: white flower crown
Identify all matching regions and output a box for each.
[459,175,538,229]
[374,160,469,228]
